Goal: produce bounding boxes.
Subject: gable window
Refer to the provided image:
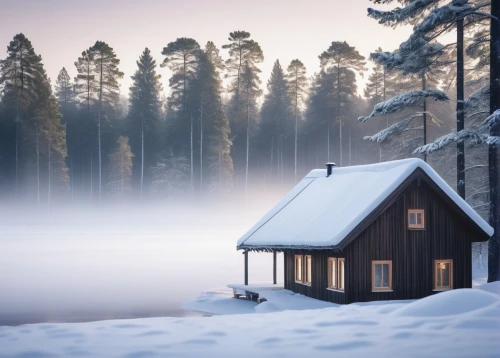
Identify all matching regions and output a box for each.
[295,255,303,282]
[304,255,312,285]
[327,257,345,291]
[434,259,453,290]
[372,260,392,291]
[408,209,425,229]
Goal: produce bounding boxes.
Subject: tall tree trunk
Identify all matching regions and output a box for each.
[337,63,342,166]
[327,127,330,162]
[190,113,194,192]
[48,129,51,215]
[245,85,250,193]
[457,18,465,199]
[36,124,39,205]
[488,0,500,282]
[121,150,124,201]
[422,73,427,163]
[98,55,103,201]
[294,72,298,182]
[140,110,144,201]
[90,147,93,204]
[200,93,204,191]
[270,136,274,181]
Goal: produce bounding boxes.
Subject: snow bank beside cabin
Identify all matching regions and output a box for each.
[1,284,499,358]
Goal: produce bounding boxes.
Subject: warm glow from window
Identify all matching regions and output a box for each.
[304,255,312,284]
[295,255,303,282]
[328,257,344,291]
[435,259,453,290]
[408,209,425,229]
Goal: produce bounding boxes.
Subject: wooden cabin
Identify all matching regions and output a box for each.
[236,159,493,304]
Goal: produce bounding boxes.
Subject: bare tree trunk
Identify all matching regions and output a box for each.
[488,0,500,282]
[98,55,103,201]
[140,111,144,201]
[294,72,298,182]
[457,18,465,199]
[48,129,51,216]
[36,124,40,205]
[270,136,274,181]
[422,73,427,163]
[90,148,93,204]
[245,84,250,193]
[339,119,343,166]
[200,93,204,191]
[349,125,352,166]
[327,127,330,162]
[190,113,194,193]
[121,150,124,201]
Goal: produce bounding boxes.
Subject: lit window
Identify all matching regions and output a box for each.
[372,260,392,291]
[304,255,312,285]
[328,258,337,288]
[435,259,453,290]
[295,255,303,282]
[408,209,425,229]
[327,257,345,291]
[338,258,345,291]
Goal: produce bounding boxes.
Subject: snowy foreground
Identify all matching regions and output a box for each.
[1,283,499,358]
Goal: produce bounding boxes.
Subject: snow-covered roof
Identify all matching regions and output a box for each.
[237,158,493,249]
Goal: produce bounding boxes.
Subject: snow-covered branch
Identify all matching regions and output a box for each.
[363,114,423,143]
[359,90,448,122]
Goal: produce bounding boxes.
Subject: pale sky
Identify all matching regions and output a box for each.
[0,0,413,99]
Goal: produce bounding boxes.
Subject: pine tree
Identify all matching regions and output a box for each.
[0,33,44,193]
[0,33,68,200]
[88,41,124,201]
[107,136,133,200]
[319,41,365,166]
[259,60,293,183]
[223,31,263,190]
[128,48,162,200]
[161,38,200,192]
[74,49,97,114]
[286,59,308,181]
[197,42,233,192]
[55,67,75,119]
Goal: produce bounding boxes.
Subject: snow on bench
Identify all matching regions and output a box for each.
[228,282,284,302]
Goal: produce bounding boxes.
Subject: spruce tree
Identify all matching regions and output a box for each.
[128,48,162,199]
[197,42,233,192]
[0,33,44,192]
[0,33,68,200]
[286,59,308,181]
[319,41,365,166]
[161,38,200,191]
[259,60,293,183]
[55,67,75,119]
[74,49,97,114]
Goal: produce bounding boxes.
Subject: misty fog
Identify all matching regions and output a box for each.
[0,194,287,325]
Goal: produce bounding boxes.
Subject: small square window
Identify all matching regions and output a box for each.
[408,209,425,229]
[372,260,392,291]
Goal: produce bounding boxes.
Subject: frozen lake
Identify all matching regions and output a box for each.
[0,199,285,325]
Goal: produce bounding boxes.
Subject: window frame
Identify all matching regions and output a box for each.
[294,255,303,283]
[303,255,312,285]
[434,259,453,291]
[327,257,337,289]
[338,258,345,291]
[408,209,425,229]
[327,257,345,292]
[372,260,393,292]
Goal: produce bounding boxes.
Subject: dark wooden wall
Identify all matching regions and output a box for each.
[284,176,478,304]
[284,250,346,304]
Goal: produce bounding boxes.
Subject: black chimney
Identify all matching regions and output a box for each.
[326,162,337,177]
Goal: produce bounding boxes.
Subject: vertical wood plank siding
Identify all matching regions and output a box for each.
[284,178,477,304]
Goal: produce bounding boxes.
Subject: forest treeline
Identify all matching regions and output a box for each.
[0,4,491,205]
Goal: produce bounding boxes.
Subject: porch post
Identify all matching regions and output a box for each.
[273,250,277,284]
[244,250,248,285]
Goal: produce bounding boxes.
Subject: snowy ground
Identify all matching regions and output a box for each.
[1,283,499,358]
